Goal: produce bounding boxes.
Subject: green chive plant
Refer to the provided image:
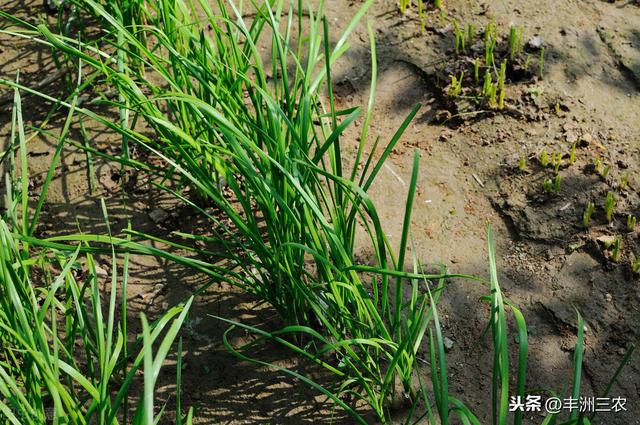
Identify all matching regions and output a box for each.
[620,172,629,190]
[632,255,640,274]
[627,215,637,232]
[1,2,634,423]
[583,202,595,227]
[1,0,471,420]
[605,191,615,222]
[611,236,622,263]
[0,89,193,424]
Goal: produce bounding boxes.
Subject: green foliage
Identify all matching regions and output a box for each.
[605,191,616,223]
[0,90,192,424]
[611,236,622,263]
[627,215,637,232]
[583,202,595,227]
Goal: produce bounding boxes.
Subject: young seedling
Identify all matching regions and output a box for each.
[474,58,480,82]
[611,236,622,263]
[620,172,629,190]
[632,255,640,274]
[583,202,595,227]
[539,150,549,167]
[627,215,636,232]
[594,157,603,175]
[499,88,506,109]
[418,0,426,34]
[554,175,561,194]
[518,155,527,171]
[483,70,492,96]
[400,0,410,14]
[448,71,464,96]
[508,26,518,60]
[467,23,475,45]
[435,0,443,8]
[604,191,615,222]
[489,83,498,108]
[453,19,464,54]
[553,152,562,174]
[484,21,496,67]
[517,26,524,56]
[600,164,611,180]
[524,53,531,71]
[569,142,577,166]
[542,178,554,193]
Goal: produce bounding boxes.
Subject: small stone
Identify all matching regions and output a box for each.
[149,208,170,224]
[443,337,455,351]
[605,293,612,302]
[527,36,545,49]
[94,265,108,278]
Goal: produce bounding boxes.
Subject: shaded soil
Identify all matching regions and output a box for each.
[1,0,639,423]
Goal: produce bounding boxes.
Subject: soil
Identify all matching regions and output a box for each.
[1,0,639,424]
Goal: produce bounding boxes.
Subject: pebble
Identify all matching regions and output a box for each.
[149,208,170,224]
[444,337,455,351]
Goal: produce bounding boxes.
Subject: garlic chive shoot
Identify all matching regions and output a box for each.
[583,202,595,227]
[620,172,629,190]
[539,150,549,167]
[628,215,637,232]
[554,175,561,194]
[605,191,615,223]
[612,236,622,263]
[519,156,527,171]
[632,255,640,274]
[569,142,577,165]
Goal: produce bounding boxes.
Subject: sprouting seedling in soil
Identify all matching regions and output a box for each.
[484,20,496,66]
[418,0,426,34]
[497,60,507,109]
[555,101,562,115]
[620,172,629,190]
[489,83,498,108]
[611,236,622,263]
[439,9,446,26]
[499,87,506,109]
[583,202,595,227]
[498,60,507,90]
[539,149,549,167]
[435,0,443,8]
[554,175,561,194]
[517,26,525,56]
[569,142,577,166]
[542,178,554,193]
[594,157,603,175]
[508,26,518,60]
[552,152,562,174]
[632,255,640,274]
[539,47,545,78]
[600,164,611,180]
[524,53,531,71]
[467,23,475,45]
[400,0,410,14]
[518,155,527,171]
[448,71,464,96]
[453,19,464,54]
[474,58,480,82]
[605,191,615,222]
[483,69,493,95]
[627,215,637,232]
